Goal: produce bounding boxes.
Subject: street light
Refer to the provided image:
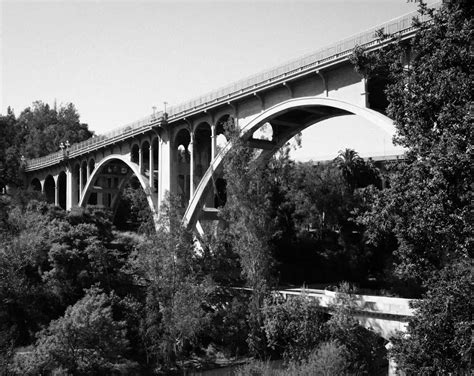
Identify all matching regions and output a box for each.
[60,140,70,159]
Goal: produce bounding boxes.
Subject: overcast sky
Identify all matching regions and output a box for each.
[1,0,436,160]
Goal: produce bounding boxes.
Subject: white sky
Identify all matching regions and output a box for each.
[1,0,435,161]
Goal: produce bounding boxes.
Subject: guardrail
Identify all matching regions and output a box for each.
[24,113,164,171]
[25,4,438,172]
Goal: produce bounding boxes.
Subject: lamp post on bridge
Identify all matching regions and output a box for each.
[59,140,70,160]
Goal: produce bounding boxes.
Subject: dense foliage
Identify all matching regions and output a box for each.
[351,1,473,373]
[0,101,93,191]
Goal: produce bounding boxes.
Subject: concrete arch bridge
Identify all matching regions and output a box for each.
[23,8,428,226]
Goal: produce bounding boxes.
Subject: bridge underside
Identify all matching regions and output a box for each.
[183,97,396,234]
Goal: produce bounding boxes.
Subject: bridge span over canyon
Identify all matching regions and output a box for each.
[24,8,429,234]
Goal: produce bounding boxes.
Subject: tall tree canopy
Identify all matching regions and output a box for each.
[352,1,472,373]
[0,101,93,191]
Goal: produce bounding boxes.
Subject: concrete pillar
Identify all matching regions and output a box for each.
[66,167,74,210]
[189,132,194,198]
[157,137,161,213]
[149,141,154,190]
[211,124,216,161]
[386,341,404,376]
[362,76,369,108]
[54,176,59,207]
[87,162,91,181]
[79,164,83,199]
[97,192,104,206]
[138,144,143,174]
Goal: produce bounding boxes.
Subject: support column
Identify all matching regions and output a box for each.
[66,166,74,210]
[157,137,162,213]
[159,133,171,206]
[362,76,369,108]
[138,144,143,174]
[149,142,154,190]
[87,162,91,181]
[54,176,59,207]
[189,131,194,198]
[386,341,402,376]
[211,124,216,161]
[316,70,328,97]
[79,164,83,199]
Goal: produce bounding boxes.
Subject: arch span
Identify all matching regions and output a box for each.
[183,97,397,231]
[78,154,156,217]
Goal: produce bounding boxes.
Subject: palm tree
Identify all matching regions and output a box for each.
[333,148,363,193]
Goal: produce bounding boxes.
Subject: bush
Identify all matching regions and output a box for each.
[236,341,349,376]
[262,293,328,360]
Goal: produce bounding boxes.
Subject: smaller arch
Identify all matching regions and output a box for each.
[88,158,96,176]
[131,144,139,165]
[174,128,191,162]
[81,160,87,190]
[44,175,55,204]
[215,114,234,139]
[30,178,42,192]
[73,163,81,205]
[58,171,67,209]
[142,140,151,174]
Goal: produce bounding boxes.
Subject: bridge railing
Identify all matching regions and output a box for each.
[24,112,164,171]
[25,4,438,171]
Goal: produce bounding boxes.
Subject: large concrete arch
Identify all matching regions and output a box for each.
[183,96,397,231]
[78,154,156,217]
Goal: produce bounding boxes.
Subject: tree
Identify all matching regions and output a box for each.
[130,194,213,368]
[0,108,22,190]
[217,127,282,356]
[11,287,137,375]
[390,259,472,374]
[15,101,93,159]
[352,1,472,372]
[353,2,472,282]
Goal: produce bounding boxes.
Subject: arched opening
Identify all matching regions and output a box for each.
[142,140,150,175]
[30,178,42,192]
[131,144,139,165]
[88,159,95,176]
[57,171,67,209]
[194,122,212,193]
[215,115,234,154]
[44,175,55,204]
[174,128,191,208]
[367,76,391,115]
[73,163,80,204]
[81,160,87,191]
